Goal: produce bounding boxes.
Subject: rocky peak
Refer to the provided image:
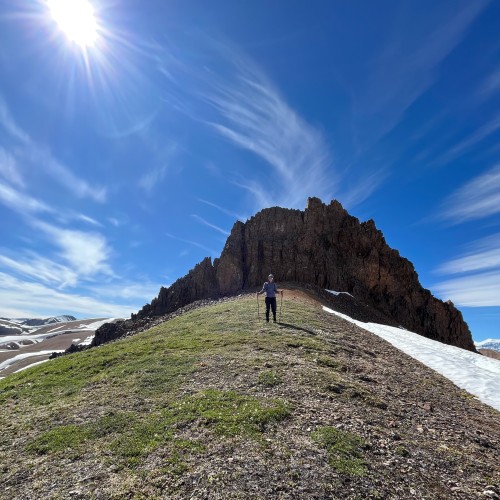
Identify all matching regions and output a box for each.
[133,198,475,351]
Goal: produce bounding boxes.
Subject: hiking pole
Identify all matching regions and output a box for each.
[279,292,283,322]
[257,294,260,320]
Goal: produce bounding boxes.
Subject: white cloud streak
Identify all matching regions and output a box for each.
[0,147,24,187]
[139,164,169,193]
[203,59,335,209]
[439,164,500,223]
[352,1,489,147]
[434,271,500,307]
[0,181,53,215]
[0,96,106,203]
[434,233,500,307]
[197,198,247,221]
[30,220,113,278]
[0,252,78,288]
[477,68,500,101]
[0,98,30,143]
[191,214,230,236]
[339,169,388,210]
[439,114,500,164]
[165,232,218,256]
[85,282,164,301]
[437,233,500,275]
[0,272,139,318]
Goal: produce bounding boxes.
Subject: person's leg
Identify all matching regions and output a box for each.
[265,297,270,322]
[271,297,277,322]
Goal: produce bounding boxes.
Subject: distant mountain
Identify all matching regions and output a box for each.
[0,318,31,335]
[1,316,78,334]
[21,315,77,327]
[475,338,500,352]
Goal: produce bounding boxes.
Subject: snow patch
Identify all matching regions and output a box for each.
[323,306,500,412]
[78,335,95,346]
[325,289,354,298]
[0,351,64,372]
[14,359,50,373]
[475,338,500,352]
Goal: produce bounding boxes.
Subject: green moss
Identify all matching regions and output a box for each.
[164,389,291,437]
[27,425,92,454]
[312,426,367,475]
[316,355,342,370]
[258,370,283,387]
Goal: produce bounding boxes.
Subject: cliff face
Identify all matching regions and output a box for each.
[134,198,475,351]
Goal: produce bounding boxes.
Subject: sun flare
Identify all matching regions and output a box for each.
[47,0,98,47]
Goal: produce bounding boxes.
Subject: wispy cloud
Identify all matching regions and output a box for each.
[352,1,489,147]
[434,271,500,307]
[0,252,78,288]
[0,272,139,318]
[436,113,500,165]
[434,233,500,307]
[439,164,500,223]
[437,233,500,275]
[0,96,106,203]
[0,147,24,187]
[0,98,30,143]
[477,68,500,101]
[197,198,247,221]
[73,213,103,227]
[35,150,107,203]
[85,282,164,301]
[339,169,388,210]
[165,232,218,256]
[139,164,169,193]
[159,42,336,211]
[30,220,113,278]
[0,180,53,215]
[191,214,230,236]
[202,57,335,209]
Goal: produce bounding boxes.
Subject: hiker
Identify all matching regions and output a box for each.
[256,274,283,323]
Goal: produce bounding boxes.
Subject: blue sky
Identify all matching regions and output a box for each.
[0,0,499,342]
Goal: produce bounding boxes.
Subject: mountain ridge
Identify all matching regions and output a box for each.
[0,291,498,498]
[131,198,475,351]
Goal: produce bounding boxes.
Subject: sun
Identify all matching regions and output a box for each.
[47,0,98,47]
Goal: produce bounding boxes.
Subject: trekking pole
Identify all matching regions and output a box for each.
[257,294,260,320]
[279,292,283,322]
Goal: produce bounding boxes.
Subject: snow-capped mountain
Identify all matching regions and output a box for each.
[20,315,77,327]
[1,316,77,335]
[475,339,500,352]
[0,318,31,335]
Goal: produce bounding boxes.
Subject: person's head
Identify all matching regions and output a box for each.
[268,274,274,282]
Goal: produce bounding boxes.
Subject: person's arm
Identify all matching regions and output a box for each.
[256,282,266,295]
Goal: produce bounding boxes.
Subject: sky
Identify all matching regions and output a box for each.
[0,0,499,342]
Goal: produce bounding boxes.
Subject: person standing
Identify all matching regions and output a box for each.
[256,274,283,323]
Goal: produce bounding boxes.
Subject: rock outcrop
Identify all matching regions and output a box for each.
[133,198,475,351]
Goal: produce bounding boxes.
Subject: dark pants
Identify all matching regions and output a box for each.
[265,297,277,322]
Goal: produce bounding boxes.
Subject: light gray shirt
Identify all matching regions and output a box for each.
[259,281,278,298]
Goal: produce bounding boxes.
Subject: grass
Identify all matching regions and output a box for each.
[1,292,496,497]
[1,296,317,469]
[258,370,283,387]
[164,389,291,438]
[311,426,367,475]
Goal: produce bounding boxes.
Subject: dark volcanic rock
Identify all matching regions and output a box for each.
[90,320,130,347]
[134,198,475,351]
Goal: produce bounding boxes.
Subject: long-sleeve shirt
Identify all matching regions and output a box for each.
[259,281,278,298]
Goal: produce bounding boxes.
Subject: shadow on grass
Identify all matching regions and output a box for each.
[277,322,317,336]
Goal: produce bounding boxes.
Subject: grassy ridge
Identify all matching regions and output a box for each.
[1,293,498,499]
[1,294,369,494]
